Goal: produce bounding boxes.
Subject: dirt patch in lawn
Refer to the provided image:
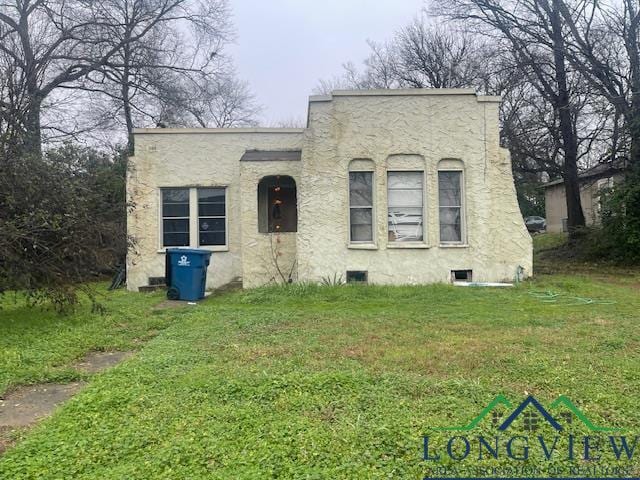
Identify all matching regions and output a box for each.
[0,351,134,456]
[0,382,86,429]
[153,299,192,310]
[73,350,134,374]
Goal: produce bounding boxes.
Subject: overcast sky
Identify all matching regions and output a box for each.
[228,0,425,125]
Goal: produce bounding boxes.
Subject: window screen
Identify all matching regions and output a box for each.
[162,188,190,246]
[387,171,424,242]
[349,172,373,242]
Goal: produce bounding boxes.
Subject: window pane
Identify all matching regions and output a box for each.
[439,171,461,207]
[349,172,373,206]
[350,208,373,242]
[163,218,189,233]
[162,188,189,217]
[439,188,460,207]
[388,171,424,242]
[388,189,422,207]
[388,208,423,225]
[163,188,189,203]
[200,231,225,246]
[439,172,463,242]
[199,218,225,232]
[198,188,225,203]
[197,187,227,245]
[198,188,225,216]
[163,232,189,246]
[163,203,189,217]
[388,171,422,189]
[388,207,423,242]
[198,203,225,216]
[162,189,190,246]
[440,207,461,242]
[349,172,373,243]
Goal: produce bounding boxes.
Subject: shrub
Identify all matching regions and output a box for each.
[590,169,640,263]
[0,143,128,309]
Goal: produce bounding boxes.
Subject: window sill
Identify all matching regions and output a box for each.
[387,243,430,249]
[439,243,469,248]
[348,243,378,250]
[157,246,229,253]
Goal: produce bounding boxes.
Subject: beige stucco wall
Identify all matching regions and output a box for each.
[127,129,304,291]
[239,161,301,288]
[297,90,532,284]
[127,89,532,292]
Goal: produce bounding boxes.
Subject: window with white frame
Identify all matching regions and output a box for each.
[161,187,227,248]
[438,171,464,243]
[349,171,374,242]
[198,188,226,246]
[387,171,424,242]
[161,188,190,246]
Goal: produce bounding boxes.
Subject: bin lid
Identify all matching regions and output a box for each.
[165,248,212,256]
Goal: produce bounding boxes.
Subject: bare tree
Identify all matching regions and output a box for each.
[316,20,493,94]
[389,20,492,89]
[0,55,23,151]
[432,0,587,234]
[267,116,306,128]
[73,0,258,153]
[0,0,254,157]
[314,57,391,95]
[182,75,260,128]
[556,0,640,168]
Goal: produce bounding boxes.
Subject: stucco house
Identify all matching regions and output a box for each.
[126,88,532,291]
[543,161,626,233]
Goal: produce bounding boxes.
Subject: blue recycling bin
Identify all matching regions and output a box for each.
[165,248,212,301]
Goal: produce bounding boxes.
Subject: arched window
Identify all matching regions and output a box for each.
[258,175,297,233]
[348,159,375,243]
[385,155,426,243]
[438,159,465,244]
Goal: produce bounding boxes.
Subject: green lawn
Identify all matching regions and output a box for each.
[0,284,169,395]
[532,231,568,252]
[1,263,640,478]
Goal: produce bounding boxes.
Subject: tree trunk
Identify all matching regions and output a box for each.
[22,97,42,158]
[17,3,42,159]
[550,0,585,236]
[625,0,640,170]
[123,80,135,156]
[121,43,135,156]
[628,96,640,171]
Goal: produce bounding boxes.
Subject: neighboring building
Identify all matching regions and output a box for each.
[543,162,626,233]
[126,88,532,291]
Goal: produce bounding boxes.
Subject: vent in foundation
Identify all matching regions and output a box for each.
[451,270,472,282]
[346,271,368,284]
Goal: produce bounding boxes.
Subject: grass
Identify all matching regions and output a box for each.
[534,231,640,281]
[1,260,640,477]
[532,231,568,252]
[0,284,169,394]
